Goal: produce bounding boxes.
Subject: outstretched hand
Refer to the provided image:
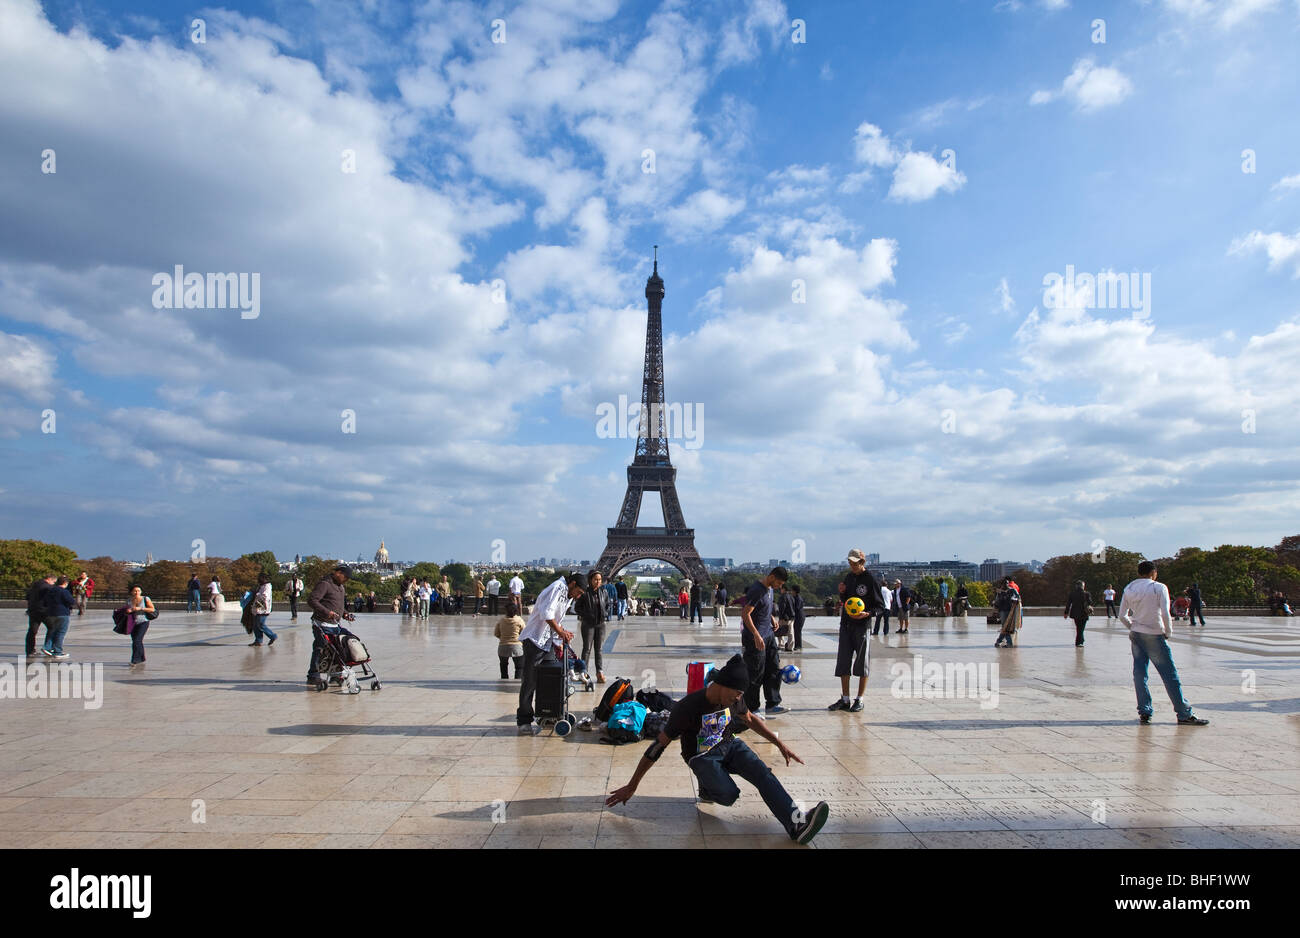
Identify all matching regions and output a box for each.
[606,784,635,807]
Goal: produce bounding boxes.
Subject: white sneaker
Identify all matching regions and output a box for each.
[517,724,537,736]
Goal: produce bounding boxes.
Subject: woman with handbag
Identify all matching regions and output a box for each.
[125,586,156,668]
[1065,580,1092,647]
[249,574,277,646]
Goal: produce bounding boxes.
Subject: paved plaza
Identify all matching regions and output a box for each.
[1,607,1298,848]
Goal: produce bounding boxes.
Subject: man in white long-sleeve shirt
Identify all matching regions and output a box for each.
[516,573,588,734]
[1118,561,1208,726]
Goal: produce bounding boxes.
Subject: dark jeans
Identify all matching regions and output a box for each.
[872,608,889,634]
[130,618,149,664]
[793,615,805,650]
[690,601,702,623]
[1073,617,1088,644]
[580,622,604,672]
[289,594,299,618]
[690,737,797,835]
[188,588,202,612]
[42,615,70,654]
[742,640,782,711]
[25,614,42,655]
[1130,631,1192,718]
[499,648,523,678]
[516,640,555,726]
[488,594,499,615]
[253,614,277,643]
[1188,602,1205,626]
[1105,600,1117,617]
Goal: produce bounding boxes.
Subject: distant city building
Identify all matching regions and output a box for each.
[866,552,881,564]
[700,557,734,568]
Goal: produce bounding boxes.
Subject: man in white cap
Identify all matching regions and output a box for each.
[828,549,882,713]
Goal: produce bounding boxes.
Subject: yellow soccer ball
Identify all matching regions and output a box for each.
[845,596,867,618]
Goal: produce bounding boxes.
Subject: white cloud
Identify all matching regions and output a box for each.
[888,152,967,203]
[0,331,54,400]
[716,0,789,68]
[1272,174,1300,192]
[661,188,747,235]
[1031,58,1133,112]
[848,122,967,202]
[1164,0,1285,28]
[1229,230,1300,277]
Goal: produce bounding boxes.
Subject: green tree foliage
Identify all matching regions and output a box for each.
[404,562,442,584]
[0,539,79,591]
[240,550,280,581]
[75,556,131,594]
[131,559,195,597]
[441,563,473,590]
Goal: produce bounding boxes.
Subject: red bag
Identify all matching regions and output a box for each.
[686,661,714,694]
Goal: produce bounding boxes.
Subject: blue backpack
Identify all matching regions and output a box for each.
[605,700,648,744]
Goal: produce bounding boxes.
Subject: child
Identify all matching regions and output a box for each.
[494,600,525,679]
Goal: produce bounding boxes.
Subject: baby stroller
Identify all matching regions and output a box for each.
[536,641,586,736]
[310,621,382,694]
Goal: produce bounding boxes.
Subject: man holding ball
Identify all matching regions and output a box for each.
[828,549,882,713]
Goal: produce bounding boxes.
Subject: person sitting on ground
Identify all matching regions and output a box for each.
[606,654,830,844]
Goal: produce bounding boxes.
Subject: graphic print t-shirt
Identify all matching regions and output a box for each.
[840,570,881,628]
[664,687,750,762]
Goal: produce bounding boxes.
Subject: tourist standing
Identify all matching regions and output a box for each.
[187,572,203,613]
[25,573,55,658]
[487,575,501,615]
[515,573,586,734]
[1064,579,1091,647]
[829,549,879,712]
[994,578,1022,647]
[473,575,486,617]
[366,591,376,613]
[417,580,431,619]
[1103,585,1117,618]
[1187,583,1206,627]
[575,571,608,684]
[249,573,277,646]
[208,576,223,611]
[775,584,794,651]
[508,572,524,611]
[893,580,913,634]
[41,576,76,659]
[873,581,891,635]
[494,600,525,679]
[678,586,689,620]
[739,567,789,717]
[954,582,969,617]
[1118,561,1209,725]
[616,577,629,620]
[287,572,305,620]
[73,572,93,616]
[714,582,729,628]
[690,581,703,624]
[125,586,155,669]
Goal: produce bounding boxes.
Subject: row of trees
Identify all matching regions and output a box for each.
[5,536,1297,607]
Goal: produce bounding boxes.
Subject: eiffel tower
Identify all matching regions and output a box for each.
[596,250,707,584]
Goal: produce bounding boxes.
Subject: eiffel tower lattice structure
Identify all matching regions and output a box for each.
[596,251,707,585]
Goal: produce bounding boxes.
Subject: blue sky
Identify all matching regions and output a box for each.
[2,0,1299,567]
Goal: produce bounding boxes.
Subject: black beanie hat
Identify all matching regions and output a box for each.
[710,654,750,691]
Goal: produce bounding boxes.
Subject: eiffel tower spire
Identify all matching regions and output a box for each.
[596,251,706,584]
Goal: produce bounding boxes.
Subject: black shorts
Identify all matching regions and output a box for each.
[835,622,870,677]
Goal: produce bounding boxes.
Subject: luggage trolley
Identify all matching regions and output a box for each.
[536,641,587,736]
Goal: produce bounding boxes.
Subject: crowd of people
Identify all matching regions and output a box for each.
[19,548,1243,844]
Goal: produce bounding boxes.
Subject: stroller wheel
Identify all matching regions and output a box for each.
[555,719,572,737]
[371,680,381,691]
[315,681,327,692]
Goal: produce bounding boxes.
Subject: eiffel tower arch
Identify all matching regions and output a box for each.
[596,251,708,586]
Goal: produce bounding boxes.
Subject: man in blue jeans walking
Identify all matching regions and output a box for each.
[606,655,830,844]
[1118,560,1209,726]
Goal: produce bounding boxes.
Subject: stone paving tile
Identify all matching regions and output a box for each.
[915,830,1033,848]
[809,833,925,849]
[2,610,1297,847]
